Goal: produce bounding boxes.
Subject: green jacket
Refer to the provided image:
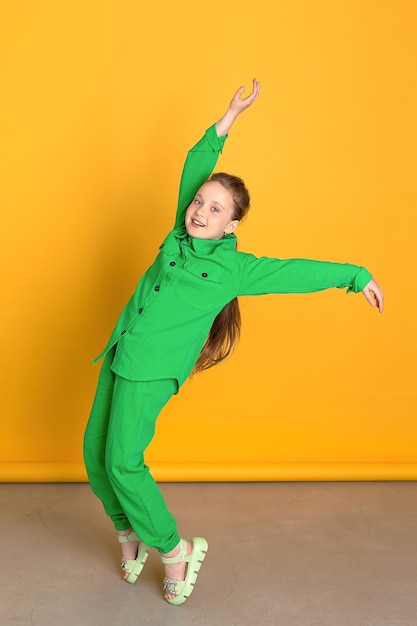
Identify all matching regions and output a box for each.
[94,125,372,389]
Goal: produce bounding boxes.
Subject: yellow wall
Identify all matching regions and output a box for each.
[1,1,416,482]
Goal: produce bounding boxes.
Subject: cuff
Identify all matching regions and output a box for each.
[348,267,373,293]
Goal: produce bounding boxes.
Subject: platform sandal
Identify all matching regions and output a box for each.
[118,530,150,584]
[161,537,208,605]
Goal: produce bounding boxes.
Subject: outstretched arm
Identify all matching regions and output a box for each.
[362,278,384,312]
[215,78,260,137]
[238,254,385,314]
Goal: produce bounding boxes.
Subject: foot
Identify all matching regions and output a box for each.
[118,529,139,579]
[118,529,150,583]
[161,537,208,605]
[161,541,192,600]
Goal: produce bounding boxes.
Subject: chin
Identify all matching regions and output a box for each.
[186,225,210,239]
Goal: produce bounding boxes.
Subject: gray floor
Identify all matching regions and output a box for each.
[1,482,417,626]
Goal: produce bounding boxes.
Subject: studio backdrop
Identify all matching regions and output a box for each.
[1,0,416,482]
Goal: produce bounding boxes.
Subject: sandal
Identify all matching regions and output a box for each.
[161,537,208,605]
[118,530,150,584]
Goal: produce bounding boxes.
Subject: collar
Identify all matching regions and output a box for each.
[189,233,237,254]
[160,228,237,256]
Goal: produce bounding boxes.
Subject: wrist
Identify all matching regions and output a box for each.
[215,108,239,136]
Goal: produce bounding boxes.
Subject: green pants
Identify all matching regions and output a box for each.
[83,348,180,553]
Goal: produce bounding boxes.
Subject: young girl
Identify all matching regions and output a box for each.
[83,79,384,606]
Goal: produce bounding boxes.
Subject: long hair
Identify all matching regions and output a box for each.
[192,173,250,375]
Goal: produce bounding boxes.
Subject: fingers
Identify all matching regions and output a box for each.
[232,78,260,107]
[362,287,375,307]
[373,290,384,313]
[251,77,261,99]
[362,280,384,313]
[232,85,246,101]
[242,78,260,103]
[370,280,384,313]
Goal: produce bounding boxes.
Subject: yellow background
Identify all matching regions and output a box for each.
[1,1,416,482]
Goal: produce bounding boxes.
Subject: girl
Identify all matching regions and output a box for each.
[83,79,384,606]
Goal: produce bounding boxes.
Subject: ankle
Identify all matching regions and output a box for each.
[161,543,181,559]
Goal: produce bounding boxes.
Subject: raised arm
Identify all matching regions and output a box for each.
[173,79,260,231]
[173,126,227,230]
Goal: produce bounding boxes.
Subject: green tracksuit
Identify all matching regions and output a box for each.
[84,125,372,552]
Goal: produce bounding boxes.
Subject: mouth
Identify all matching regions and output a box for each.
[191,218,205,228]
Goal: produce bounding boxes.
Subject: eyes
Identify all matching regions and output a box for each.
[194,198,220,213]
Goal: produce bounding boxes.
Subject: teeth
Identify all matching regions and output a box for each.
[192,219,204,227]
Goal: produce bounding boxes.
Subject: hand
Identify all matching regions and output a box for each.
[215,78,260,136]
[362,278,384,313]
[228,78,261,116]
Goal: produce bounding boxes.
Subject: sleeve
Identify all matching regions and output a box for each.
[238,254,373,296]
[173,124,228,231]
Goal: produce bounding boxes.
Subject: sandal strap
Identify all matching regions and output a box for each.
[160,538,189,564]
[118,530,139,544]
[121,558,136,572]
[121,543,151,582]
[163,576,185,596]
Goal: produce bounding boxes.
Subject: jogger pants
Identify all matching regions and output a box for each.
[83,349,180,553]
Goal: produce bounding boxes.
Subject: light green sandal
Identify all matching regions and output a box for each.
[118,530,150,584]
[161,537,208,605]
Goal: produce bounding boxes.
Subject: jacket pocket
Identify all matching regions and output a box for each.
[182,260,226,284]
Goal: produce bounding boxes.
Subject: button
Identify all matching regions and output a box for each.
[138,308,143,314]
[201,272,208,278]
[170,261,176,267]
[121,330,126,335]
[154,285,160,291]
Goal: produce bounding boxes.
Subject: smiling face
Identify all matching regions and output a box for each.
[185,181,239,240]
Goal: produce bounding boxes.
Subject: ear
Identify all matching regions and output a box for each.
[224,220,239,235]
